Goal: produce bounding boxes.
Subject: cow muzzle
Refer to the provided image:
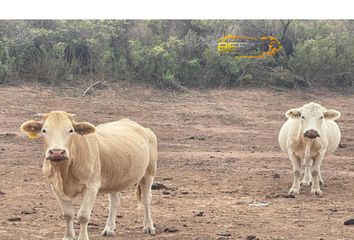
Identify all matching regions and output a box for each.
[304,129,320,139]
[46,148,69,162]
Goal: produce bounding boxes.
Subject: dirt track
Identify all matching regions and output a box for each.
[1,83,354,240]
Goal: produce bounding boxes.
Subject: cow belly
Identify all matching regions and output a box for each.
[96,122,151,193]
[98,147,150,193]
[99,165,147,192]
[324,121,341,156]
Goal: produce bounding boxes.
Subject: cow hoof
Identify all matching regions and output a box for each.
[287,188,300,196]
[300,180,311,186]
[311,189,323,196]
[143,226,156,235]
[101,229,115,237]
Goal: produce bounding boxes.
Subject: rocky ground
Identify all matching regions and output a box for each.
[1,83,354,239]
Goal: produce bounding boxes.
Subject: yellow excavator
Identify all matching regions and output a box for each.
[217,35,283,58]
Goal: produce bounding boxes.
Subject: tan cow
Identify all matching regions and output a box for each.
[278,102,341,196]
[20,111,157,240]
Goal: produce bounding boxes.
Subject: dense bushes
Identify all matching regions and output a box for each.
[0,20,354,89]
[290,32,354,87]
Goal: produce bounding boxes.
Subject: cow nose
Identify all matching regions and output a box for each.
[48,149,66,158]
[304,129,320,139]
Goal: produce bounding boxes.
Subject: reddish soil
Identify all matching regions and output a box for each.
[1,83,354,240]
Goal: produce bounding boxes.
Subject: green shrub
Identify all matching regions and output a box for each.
[0,20,353,89]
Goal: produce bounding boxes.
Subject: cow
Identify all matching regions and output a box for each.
[20,111,157,240]
[278,102,341,196]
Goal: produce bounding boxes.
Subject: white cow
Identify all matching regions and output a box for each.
[20,111,157,240]
[278,102,341,196]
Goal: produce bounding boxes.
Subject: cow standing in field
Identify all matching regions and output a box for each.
[20,111,157,240]
[278,102,341,196]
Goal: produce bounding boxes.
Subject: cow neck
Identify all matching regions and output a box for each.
[69,133,87,170]
[49,160,71,200]
[50,160,70,180]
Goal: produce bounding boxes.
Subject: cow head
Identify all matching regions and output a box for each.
[20,111,95,162]
[286,102,340,140]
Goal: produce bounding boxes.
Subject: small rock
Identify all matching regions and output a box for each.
[195,211,204,217]
[339,143,346,148]
[0,191,5,195]
[163,177,173,180]
[247,235,258,240]
[21,209,37,215]
[8,217,21,222]
[162,190,171,195]
[285,194,296,198]
[329,208,338,213]
[24,177,32,182]
[344,219,354,225]
[217,231,231,236]
[273,173,280,179]
[151,183,168,190]
[1,148,5,151]
[181,191,189,195]
[88,222,100,226]
[210,156,215,158]
[272,194,281,198]
[188,136,206,141]
[164,226,178,233]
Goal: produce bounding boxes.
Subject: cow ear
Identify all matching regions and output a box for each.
[20,120,43,138]
[324,109,341,120]
[74,122,96,135]
[285,108,301,119]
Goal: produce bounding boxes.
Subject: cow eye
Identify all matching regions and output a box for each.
[301,116,305,119]
[69,129,74,134]
[42,129,47,134]
[320,116,324,120]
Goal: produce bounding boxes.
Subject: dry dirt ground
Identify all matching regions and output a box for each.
[1,83,354,240]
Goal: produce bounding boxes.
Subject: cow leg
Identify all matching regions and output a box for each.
[319,170,324,185]
[301,160,312,186]
[101,192,120,236]
[311,153,324,196]
[77,186,99,240]
[287,151,302,196]
[139,175,156,235]
[52,188,76,240]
